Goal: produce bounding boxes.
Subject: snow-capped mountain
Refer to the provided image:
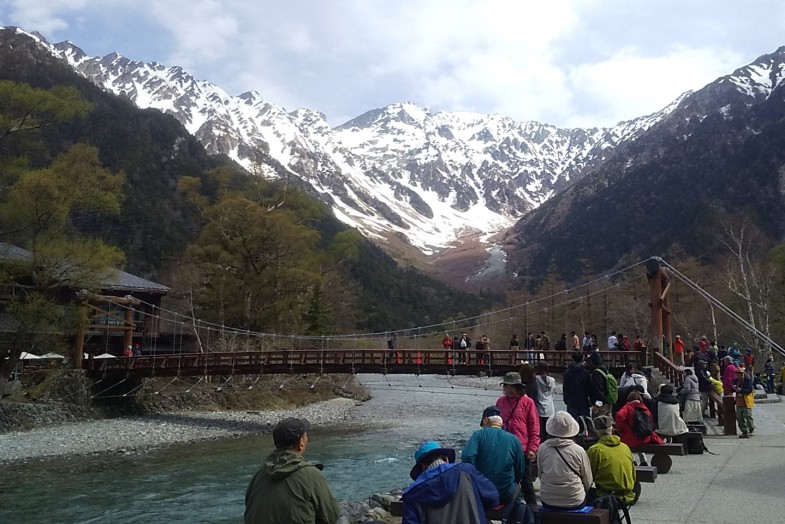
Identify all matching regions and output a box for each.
[17,27,782,260]
[12,28,679,255]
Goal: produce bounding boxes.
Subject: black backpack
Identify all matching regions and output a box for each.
[501,498,535,524]
[592,494,630,524]
[631,405,654,437]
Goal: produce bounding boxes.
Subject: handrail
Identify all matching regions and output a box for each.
[652,351,684,387]
[81,348,640,376]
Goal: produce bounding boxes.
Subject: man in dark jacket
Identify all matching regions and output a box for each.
[402,440,498,524]
[563,352,592,419]
[244,418,340,524]
[586,351,610,417]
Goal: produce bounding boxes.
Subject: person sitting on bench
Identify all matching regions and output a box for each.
[615,391,664,448]
[586,415,637,506]
[655,384,688,439]
[537,411,593,510]
[402,440,498,524]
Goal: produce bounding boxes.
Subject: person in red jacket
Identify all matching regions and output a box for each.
[496,371,540,505]
[673,335,685,366]
[614,391,663,449]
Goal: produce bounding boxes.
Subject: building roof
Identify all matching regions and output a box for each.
[0,243,170,294]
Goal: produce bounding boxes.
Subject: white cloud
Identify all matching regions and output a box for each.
[2,0,90,33]
[564,46,745,127]
[3,0,785,128]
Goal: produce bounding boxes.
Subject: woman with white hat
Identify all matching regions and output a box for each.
[537,411,593,509]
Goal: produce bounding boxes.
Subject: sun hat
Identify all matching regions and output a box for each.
[481,405,501,425]
[501,371,523,385]
[273,417,310,448]
[545,411,580,438]
[409,441,456,480]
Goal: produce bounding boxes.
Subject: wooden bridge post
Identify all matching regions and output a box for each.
[646,258,671,366]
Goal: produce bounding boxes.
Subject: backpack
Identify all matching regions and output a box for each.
[596,369,619,405]
[591,494,629,524]
[631,404,655,437]
[501,498,535,524]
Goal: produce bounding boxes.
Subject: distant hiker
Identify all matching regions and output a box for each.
[765,356,775,394]
[244,418,340,524]
[698,336,709,354]
[402,440,498,524]
[462,406,526,505]
[497,371,540,505]
[722,356,738,394]
[123,345,133,357]
[586,352,616,417]
[540,331,550,352]
[459,333,470,364]
[582,331,593,352]
[607,331,618,351]
[734,367,755,438]
[563,351,592,419]
[555,333,567,351]
[695,360,712,415]
[510,334,520,364]
[132,343,141,357]
[673,335,685,366]
[571,331,581,351]
[535,361,556,440]
[524,332,536,361]
[680,369,702,423]
[744,348,756,372]
[386,333,398,364]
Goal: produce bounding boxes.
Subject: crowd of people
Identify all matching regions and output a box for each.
[243,353,643,524]
[244,339,777,523]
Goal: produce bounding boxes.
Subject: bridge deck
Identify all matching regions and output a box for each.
[82,349,641,377]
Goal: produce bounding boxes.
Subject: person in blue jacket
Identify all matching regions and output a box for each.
[402,440,498,524]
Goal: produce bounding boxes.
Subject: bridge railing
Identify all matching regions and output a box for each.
[652,351,684,388]
[82,348,640,376]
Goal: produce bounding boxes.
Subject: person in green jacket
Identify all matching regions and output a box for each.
[586,415,637,506]
[461,405,526,505]
[245,417,341,524]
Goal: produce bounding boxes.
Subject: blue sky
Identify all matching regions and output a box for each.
[2,0,784,128]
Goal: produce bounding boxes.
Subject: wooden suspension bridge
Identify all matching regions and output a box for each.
[81,349,643,378]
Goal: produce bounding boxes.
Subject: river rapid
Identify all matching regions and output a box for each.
[0,374,562,523]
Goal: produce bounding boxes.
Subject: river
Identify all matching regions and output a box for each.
[0,374,561,523]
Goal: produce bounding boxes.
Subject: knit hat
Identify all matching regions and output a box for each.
[545,411,580,438]
[589,352,603,367]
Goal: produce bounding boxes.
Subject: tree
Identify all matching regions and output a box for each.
[0,83,123,398]
[719,219,777,352]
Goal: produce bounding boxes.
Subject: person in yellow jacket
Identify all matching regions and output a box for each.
[586,415,637,506]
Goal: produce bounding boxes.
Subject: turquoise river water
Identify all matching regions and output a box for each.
[0,374,559,523]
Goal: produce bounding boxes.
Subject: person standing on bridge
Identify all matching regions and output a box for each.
[244,417,340,524]
[496,371,540,505]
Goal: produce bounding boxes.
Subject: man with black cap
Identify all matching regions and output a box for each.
[462,406,526,505]
[244,417,340,524]
[402,439,498,524]
[586,352,613,417]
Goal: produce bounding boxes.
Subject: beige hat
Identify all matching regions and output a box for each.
[546,411,580,438]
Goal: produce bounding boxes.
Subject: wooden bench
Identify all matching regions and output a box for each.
[390,500,609,523]
[632,442,686,474]
[635,465,657,483]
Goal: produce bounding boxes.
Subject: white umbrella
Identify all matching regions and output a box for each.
[94,353,117,359]
[40,352,66,359]
[19,352,41,360]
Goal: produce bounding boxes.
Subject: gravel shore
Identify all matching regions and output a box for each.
[0,397,359,464]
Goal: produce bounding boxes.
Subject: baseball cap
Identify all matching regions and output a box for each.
[273,417,310,448]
